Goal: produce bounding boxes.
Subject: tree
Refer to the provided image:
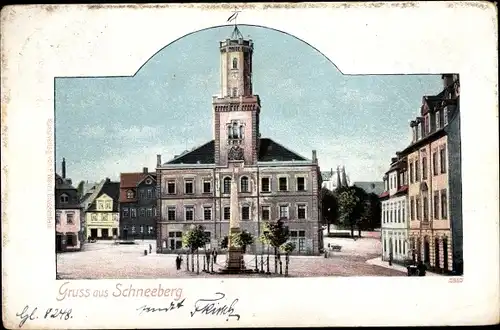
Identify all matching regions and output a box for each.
[261,220,290,274]
[76,180,85,200]
[280,241,296,277]
[321,187,338,234]
[182,225,209,274]
[337,187,365,238]
[230,230,254,253]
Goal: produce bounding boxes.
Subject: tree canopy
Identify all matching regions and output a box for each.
[182,225,209,252]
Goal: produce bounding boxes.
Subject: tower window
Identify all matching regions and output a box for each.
[228,121,243,140]
[232,57,238,69]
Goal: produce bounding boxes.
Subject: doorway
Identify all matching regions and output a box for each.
[123,229,128,240]
[90,228,98,239]
[56,234,63,252]
[443,237,449,272]
[424,237,430,264]
[434,237,440,270]
[101,228,109,239]
[67,234,75,247]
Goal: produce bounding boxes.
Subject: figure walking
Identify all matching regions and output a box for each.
[149,244,152,254]
[175,255,181,270]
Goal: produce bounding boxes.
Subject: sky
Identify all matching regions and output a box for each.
[55,25,444,185]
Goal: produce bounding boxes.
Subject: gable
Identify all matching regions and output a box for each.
[96,193,112,201]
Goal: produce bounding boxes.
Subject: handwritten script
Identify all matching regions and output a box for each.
[16,305,73,328]
[190,292,240,321]
[136,298,185,315]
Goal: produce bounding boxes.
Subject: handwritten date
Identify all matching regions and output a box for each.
[16,305,73,328]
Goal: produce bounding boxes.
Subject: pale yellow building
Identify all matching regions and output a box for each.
[84,179,120,240]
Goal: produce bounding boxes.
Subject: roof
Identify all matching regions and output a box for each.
[421,89,446,116]
[87,180,120,212]
[352,181,385,195]
[321,171,338,181]
[119,172,157,202]
[165,138,308,165]
[55,173,76,190]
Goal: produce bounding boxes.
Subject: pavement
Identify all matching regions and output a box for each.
[365,257,441,276]
[57,234,409,279]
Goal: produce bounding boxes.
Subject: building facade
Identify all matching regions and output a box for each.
[403,74,462,274]
[119,168,157,240]
[380,155,409,263]
[321,166,349,191]
[84,178,120,240]
[155,26,322,255]
[55,158,84,252]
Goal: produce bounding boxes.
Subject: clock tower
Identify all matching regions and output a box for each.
[213,26,261,167]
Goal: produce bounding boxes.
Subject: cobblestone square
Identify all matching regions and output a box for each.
[57,233,406,279]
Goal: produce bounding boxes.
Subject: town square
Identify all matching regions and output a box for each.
[54,22,462,279]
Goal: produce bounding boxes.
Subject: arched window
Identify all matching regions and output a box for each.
[232,57,238,69]
[126,190,135,199]
[240,176,249,192]
[60,194,69,203]
[223,177,231,194]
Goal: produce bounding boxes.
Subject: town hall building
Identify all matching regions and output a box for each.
[155,26,323,255]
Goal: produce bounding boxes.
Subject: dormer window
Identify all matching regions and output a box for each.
[232,57,238,69]
[60,194,69,203]
[424,115,430,134]
[126,190,135,199]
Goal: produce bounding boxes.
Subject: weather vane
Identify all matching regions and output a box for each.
[227,9,241,26]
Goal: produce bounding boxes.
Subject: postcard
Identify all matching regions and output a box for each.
[1,2,499,328]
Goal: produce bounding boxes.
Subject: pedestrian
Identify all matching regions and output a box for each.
[213,249,218,264]
[175,255,181,270]
[417,261,427,276]
[149,244,152,254]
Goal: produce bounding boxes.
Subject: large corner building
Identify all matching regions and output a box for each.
[155,26,322,255]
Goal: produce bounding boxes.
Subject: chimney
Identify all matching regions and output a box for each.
[156,154,161,167]
[62,158,66,179]
[143,167,148,174]
[312,150,317,163]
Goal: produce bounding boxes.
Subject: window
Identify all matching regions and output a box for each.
[223,207,230,220]
[185,206,194,221]
[126,190,134,199]
[435,110,441,129]
[203,180,211,193]
[139,190,144,200]
[297,204,306,220]
[290,230,306,252]
[131,226,136,234]
[122,208,129,217]
[261,177,270,192]
[441,190,448,219]
[140,208,145,217]
[167,207,176,221]
[296,177,306,191]
[232,57,238,69]
[440,146,447,174]
[240,176,249,192]
[416,123,421,140]
[140,225,144,234]
[145,178,152,185]
[402,205,406,223]
[425,115,430,134]
[443,108,448,125]
[223,177,231,194]
[416,198,421,220]
[146,208,152,217]
[184,180,194,194]
[168,231,183,250]
[105,201,111,209]
[279,205,289,220]
[420,122,425,139]
[148,226,154,234]
[415,160,420,182]
[153,207,157,216]
[279,177,288,191]
[434,192,440,219]
[261,206,270,221]
[203,207,212,221]
[397,208,401,223]
[60,194,69,203]
[242,206,250,220]
[55,211,61,224]
[228,121,243,140]
[147,188,153,199]
[131,208,137,218]
[409,163,414,183]
[167,181,176,194]
[423,195,428,221]
[432,151,438,176]
[97,201,104,210]
[422,156,427,180]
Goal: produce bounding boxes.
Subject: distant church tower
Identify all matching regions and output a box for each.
[213,26,261,167]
